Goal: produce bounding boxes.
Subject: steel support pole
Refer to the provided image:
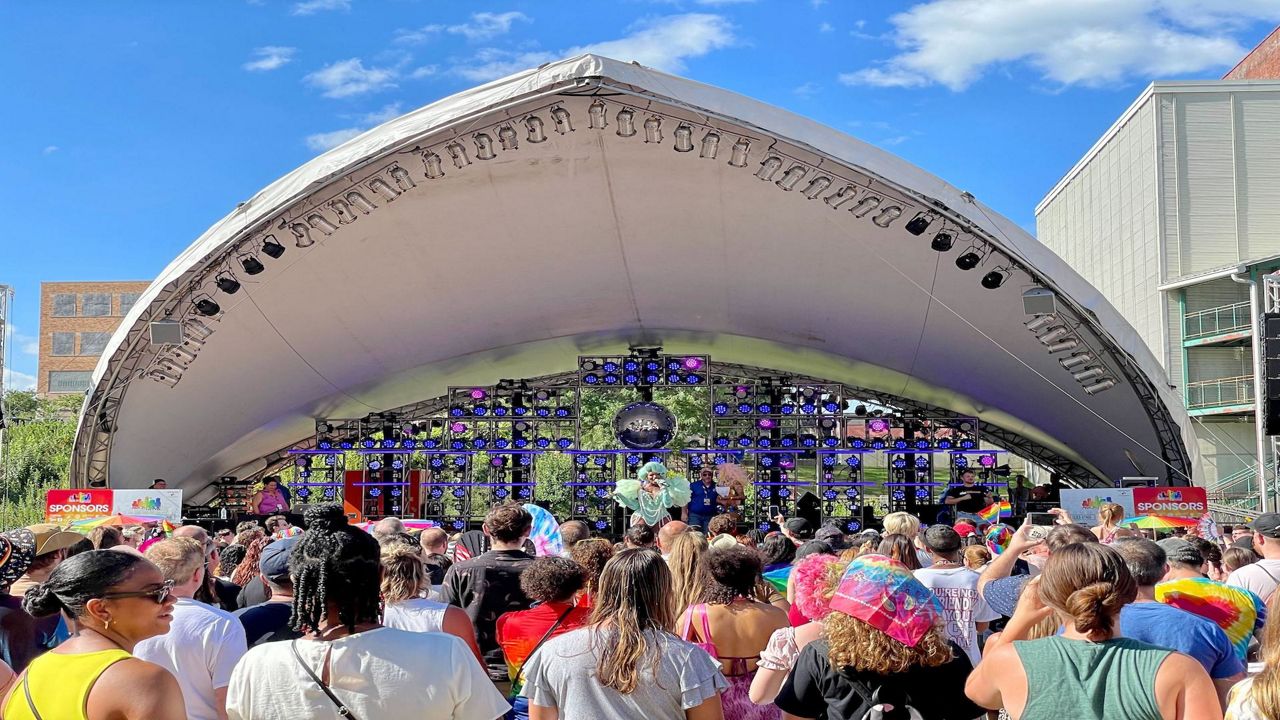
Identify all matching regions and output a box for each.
[1234,273,1268,512]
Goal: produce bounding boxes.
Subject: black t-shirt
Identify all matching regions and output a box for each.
[237,577,271,609]
[440,549,535,680]
[234,601,300,646]
[775,638,983,720]
[943,484,990,513]
[0,595,38,673]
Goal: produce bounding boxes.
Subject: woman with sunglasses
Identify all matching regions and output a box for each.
[2,549,185,719]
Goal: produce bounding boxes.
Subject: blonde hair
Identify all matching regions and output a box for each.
[589,549,677,694]
[882,512,921,537]
[963,545,992,570]
[380,546,426,603]
[1246,591,1280,720]
[667,531,708,611]
[144,537,205,584]
[824,611,953,674]
[1097,502,1124,526]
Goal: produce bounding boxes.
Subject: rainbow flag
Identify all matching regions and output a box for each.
[763,564,792,593]
[161,519,176,534]
[978,502,1011,524]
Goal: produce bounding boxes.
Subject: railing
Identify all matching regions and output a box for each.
[1207,463,1259,499]
[1186,375,1254,410]
[1185,301,1251,340]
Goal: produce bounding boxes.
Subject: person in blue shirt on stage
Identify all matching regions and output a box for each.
[684,467,721,530]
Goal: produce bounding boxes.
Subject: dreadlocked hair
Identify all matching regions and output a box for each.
[289,504,382,635]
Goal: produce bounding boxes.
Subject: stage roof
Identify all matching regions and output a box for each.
[72,55,1196,500]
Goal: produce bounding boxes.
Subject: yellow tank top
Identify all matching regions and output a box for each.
[3,649,132,720]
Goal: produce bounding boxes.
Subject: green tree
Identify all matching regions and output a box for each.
[1,391,80,528]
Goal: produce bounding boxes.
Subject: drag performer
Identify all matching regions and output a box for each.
[716,462,749,523]
[614,460,691,528]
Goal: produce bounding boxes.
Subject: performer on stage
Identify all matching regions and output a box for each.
[684,467,720,530]
[716,462,749,524]
[613,461,691,529]
[942,469,993,524]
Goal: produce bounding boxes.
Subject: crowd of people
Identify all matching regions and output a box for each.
[1,496,1280,719]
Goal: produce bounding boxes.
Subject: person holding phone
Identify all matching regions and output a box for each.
[943,470,994,524]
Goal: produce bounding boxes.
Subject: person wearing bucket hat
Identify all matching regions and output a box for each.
[7,524,83,657]
[775,554,984,720]
[0,529,37,672]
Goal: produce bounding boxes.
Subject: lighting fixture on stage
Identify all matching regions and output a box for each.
[215,274,240,295]
[930,232,954,252]
[525,115,547,143]
[802,176,832,200]
[1082,378,1115,395]
[757,403,772,414]
[195,297,221,316]
[776,164,807,191]
[981,267,1009,289]
[1037,327,1069,345]
[1072,367,1106,382]
[1060,353,1093,370]
[497,126,518,152]
[673,124,694,152]
[1046,339,1079,354]
[550,106,573,135]
[1025,315,1057,333]
[588,99,607,129]
[905,213,933,235]
[446,140,470,168]
[473,133,496,160]
[756,156,783,181]
[873,206,903,228]
[955,247,983,270]
[616,108,636,137]
[850,195,881,218]
[421,149,446,178]
[868,418,889,433]
[240,255,265,275]
[643,116,662,144]
[697,131,720,159]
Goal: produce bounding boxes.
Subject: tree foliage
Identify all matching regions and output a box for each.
[1,391,81,528]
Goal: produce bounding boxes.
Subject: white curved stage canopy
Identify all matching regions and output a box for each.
[73,55,1196,501]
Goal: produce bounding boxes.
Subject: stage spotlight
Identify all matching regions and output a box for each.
[550,106,573,135]
[728,137,750,167]
[616,108,636,137]
[905,213,933,236]
[1046,339,1079,354]
[525,115,547,143]
[1082,378,1115,395]
[930,232,954,252]
[1037,327,1069,344]
[262,236,286,258]
[643,116,662,144]
[195,297,221,316]
[1060,353,1093,370]
[241,255,265,275]
[981,268,1008,289]
[673,124,694,152]
[955,249,983,271]
[1072,367,1106,382]
[588,99,607,129]
[700,131,720,159]
[1024,315,1057,333]
[215,274,240,294]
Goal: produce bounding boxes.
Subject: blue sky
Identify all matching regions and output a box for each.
[2,0,1278,390]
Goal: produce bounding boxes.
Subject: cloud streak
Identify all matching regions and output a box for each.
[292,0,350,16]
[305,58,398,98]
[243,46,297,72]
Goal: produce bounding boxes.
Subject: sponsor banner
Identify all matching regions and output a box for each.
[1059,488,1135,525]
[1132,487,1208,519]
[112,490,184,523]
[45,489,115,524]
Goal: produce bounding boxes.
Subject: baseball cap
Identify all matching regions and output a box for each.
[924,525,962,554]
[816,525,850,550]
[259,536,300,583]
[785,518,815,541]
[1248,514,1280,539]
[1157,538,1204,566]
[953,521,976,538]
[708,533,739,550]
[26,524,85,556]
[1232,535,1258,551]
[0,529,37,588]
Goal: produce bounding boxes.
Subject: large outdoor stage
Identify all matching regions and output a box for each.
[68,55,1199,525]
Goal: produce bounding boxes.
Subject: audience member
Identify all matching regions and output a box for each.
[226,505,508,720]
[217,544,246,582]
[878,533,924,571]
[90,526,125,550]
[978,522,1097,617]
[523,548,726,719]
[1154,537,1265,663]
[9,525,81,654]
[964,544,992,571]
[708,515,737,539]
[232,536,300,647]
[419,527,453,588]
[1228,514,1280,601]
[966,542,1220,720]
[381,546,483,663]
[440,503,536,682]
[1224,546,1259,575]
[371,517,406,543]
[5,550,185,719]
[0,530,38,673]
[569,539,614,606]
[230,536,270,587]
[1186,536,1226,580]
[1224,591,1280,719]
[172,525,240,611]
[667,530,709,611]
[776,553,981,719]
[750,552,841,706]
[813,525,848,552]
[657,520,689,557]
[1090,502,1134,545]
[883,511,932,568]
[623,524,656,549]
[781,518,814,546]
[135,538,248,720]
[915,524,997,666]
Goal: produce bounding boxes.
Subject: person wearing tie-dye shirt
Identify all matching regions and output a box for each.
[1156,537,1265,662]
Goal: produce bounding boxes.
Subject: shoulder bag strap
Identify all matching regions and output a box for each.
[513,607,575,676]
[291,640,360,720]
[22,674,44,720]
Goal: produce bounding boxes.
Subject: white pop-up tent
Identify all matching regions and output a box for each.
[72,55,1195,500]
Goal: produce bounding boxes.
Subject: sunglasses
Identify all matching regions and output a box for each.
[101,579,175,605]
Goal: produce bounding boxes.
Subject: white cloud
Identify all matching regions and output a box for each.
[451,48,558,83]
[881,135,911,146]
[2,368,36,392]
[305,127,365,152]
[409,65,439,79]
[694,0,755,5]
[447,11,530,41]
[359,103,403,125]
[42,145,58,155]
[394,24,444,45]
[819,22,834,32]
[841,0,1280,91]
[243,46,297,72]
[305,58,398,98]
[292,0,350,15]
[793,81,820,98]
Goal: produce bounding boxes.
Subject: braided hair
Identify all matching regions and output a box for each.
[289,504,381,634]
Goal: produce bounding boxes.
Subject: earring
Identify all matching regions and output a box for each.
[103,618,112,632]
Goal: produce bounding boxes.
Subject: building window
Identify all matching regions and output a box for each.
[119,292,142,316]
[79,332,110,356]
[50,332,75,356]
[48,371,92,393]
[81,293,111,317]
[52,294,77,317]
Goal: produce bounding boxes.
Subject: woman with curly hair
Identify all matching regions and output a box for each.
[776,554,983,719]
[225,504,508,720]
[229,537,269,588]
[215,544,246,582]
[749,552,841,706]
[568,538,613,607]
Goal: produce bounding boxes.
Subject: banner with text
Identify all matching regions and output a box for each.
[111,490,184,523]
[1059,488,1135,525]
[45,489,184,524]
[1132,486,1208,518]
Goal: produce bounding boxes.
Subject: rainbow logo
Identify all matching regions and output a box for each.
[68,492,94,503]
[1157,490,1183,501]
[1081,496,1113,509]
[130,497,163,511]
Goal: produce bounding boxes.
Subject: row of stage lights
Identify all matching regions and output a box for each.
[1023,315,1116,394]
[903,213,1012,290]
[709,433,978,450]
[580,356,706,386]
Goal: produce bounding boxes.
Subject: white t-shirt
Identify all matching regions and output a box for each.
[226,627,508,720]
[914,566,998,666]
[383,597,450,633]
[1227,559,1280,600]
[134,597,248,720]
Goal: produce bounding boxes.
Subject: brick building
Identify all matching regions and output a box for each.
[38,281,150,395]
[1225,26,1280,80]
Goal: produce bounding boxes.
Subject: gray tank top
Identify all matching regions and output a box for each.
[1013,636,1171,720]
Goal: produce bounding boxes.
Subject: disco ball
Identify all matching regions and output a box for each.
[612,401,677,450]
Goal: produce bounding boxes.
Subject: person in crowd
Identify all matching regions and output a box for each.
[134,537,248,720]
[1149,537,1265,670]
[658,521,690,558]
[679,546,787,719]
[749,552,840,707]
[440,502,537,683]
[1230,513,1280,601]
[685,467,722,530]
[780,518,814,546]
[558,520,589,550]
[453,529,490,562]
[915,524,997,666]
[1010,475,1031,517]
[233,536,300,647]
[3,550,185,719]
[877,533,923,572]
[380,545,484,664]
[738,529,764,550]
[1224,592,1280,719]
[1235,524,1256,543]
[65,536,96,558]
[1224,546,1260,575]
[624,524,656,549]
[9,524,82,654]
[150,479,167,490]
[226,504,509,720]
[978,521,1097,615]
[0,529,38,673]
[1186,536,1227,580]
[248,477,290,517]
[786,541,833,626]
[523,548,726,719]
[89,526,124,550]
[122,526,147,549]
[668,530,709,611]
[230,536,270,588]
[261,515,286,535]
[1089,502,1133,545]
[1110,538,1243,707]
[943,469,994,524]
[708,514,738,539]
[497,557,593,719]
[212,529,234,549]
[418,527,453,590]
[217,544,246,582]
[569,538,613,607]
[172,525,241,611]
[814,525,848,552]
[966,542,1221,720]
[882,511,933,568]
[758,533,795,573]
[965,544,993,571]
[371,516,406,543]
[776,553,982,719]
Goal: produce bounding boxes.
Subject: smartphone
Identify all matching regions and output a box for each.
[1028,512,1056,526]
[768,505,781,520]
